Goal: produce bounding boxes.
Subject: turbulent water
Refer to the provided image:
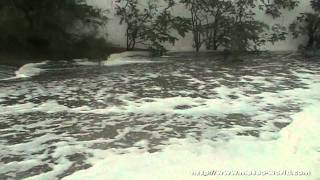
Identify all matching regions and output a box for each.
[0,52,319,180]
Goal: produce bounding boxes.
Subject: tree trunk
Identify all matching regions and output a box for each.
[307,36,314,48]
[307,29,315,48]
[126,28,130,50]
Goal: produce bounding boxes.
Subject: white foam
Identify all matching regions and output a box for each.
[73,59,99,66]
[69,96,258,117]
[1,73,318,118]
[111,51,152,57]
[0,100,69,115]
[0,102,37,114]
[64,102,320,180]
[103,51,165,66]
[37,100,69,113]
[15,61,47,78]
[1,62,320,179]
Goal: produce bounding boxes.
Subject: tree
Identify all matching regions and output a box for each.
[290,0,320,49]
[226,0,268,51]
[258,0,299,18]
[114,0,141,50]
[0,0,109,58]
[201,0,234,50]
[140,0,190,55]
[179,0,209,52]
[227,0,298,52]
[114,0,190,55]
[180,0,299,52]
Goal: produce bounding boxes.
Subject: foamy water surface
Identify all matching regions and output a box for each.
[0,52,319,179]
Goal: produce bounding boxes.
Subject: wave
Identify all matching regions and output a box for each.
[73,59,99,66]
[0,61,48,81]
[103,51,165,66]
[14,61,48,78]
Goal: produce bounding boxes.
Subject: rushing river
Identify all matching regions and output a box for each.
[0,52,319,180]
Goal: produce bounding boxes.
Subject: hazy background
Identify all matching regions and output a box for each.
[87,0,312,51]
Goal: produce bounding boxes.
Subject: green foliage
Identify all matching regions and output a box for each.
[114,0,140,50]
[179,0,205,52]
[311,0,320,11]
[180,0,298,52]
[202,0,234,50]
[259,0,299,18]
[143,8,191,56]
[115,0,190,55]
[0,0,109,59]
[226,0,268,51]
[290,0,320,49]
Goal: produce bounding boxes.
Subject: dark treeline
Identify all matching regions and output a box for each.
[0,0,111,60]
[0,0,319,60]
